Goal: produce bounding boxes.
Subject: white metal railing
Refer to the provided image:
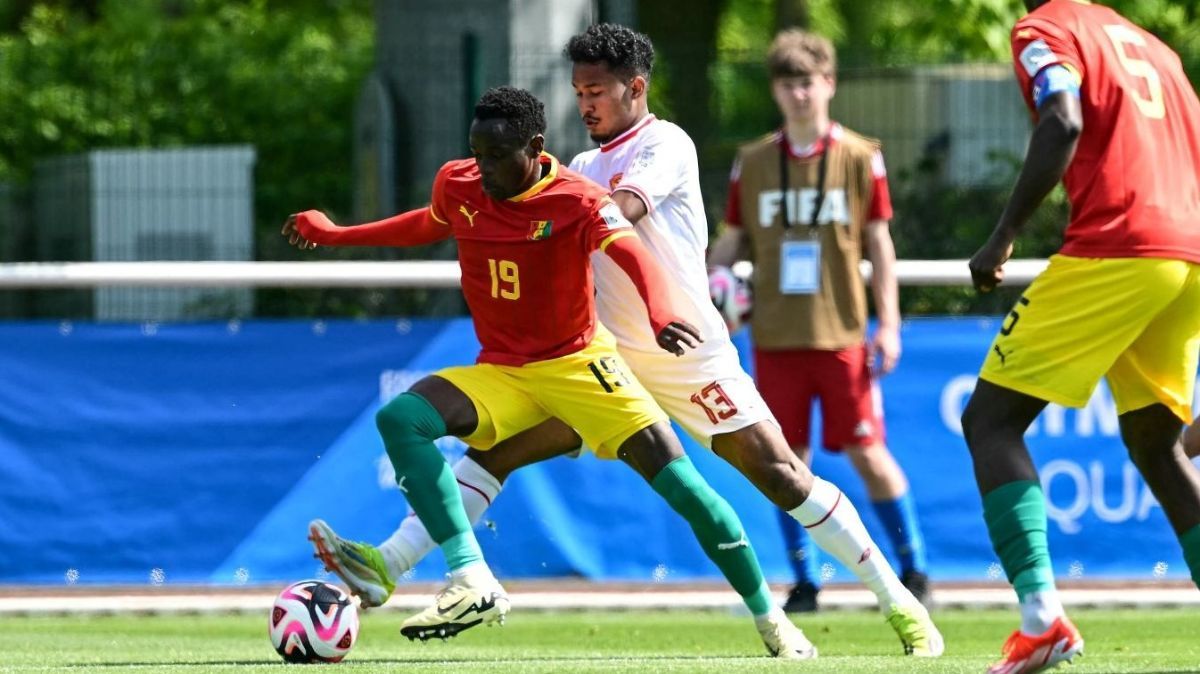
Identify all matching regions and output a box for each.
[0,259,1049,288]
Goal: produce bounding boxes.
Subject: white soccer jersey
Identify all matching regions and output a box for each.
[571,115,726,355]
[570,115,776,446]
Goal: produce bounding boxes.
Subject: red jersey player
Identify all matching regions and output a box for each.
[962,2,1200,673]
[283,87,814,657]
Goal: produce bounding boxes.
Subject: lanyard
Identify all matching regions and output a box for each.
[778,129,831,230]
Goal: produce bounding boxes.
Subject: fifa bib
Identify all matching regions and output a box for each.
[780,240,820,294]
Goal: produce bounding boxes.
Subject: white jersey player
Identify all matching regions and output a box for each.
[574,114,776,447]
[307,23,942,659]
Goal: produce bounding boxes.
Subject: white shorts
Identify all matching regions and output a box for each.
[618,338,778,448]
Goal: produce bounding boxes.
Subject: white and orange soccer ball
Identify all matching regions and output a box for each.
[268,579,359,663]
[708,265,753,333]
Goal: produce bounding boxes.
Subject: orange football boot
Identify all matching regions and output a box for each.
[986,617,1083,674]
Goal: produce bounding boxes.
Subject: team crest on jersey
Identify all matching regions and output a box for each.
[633,147,656,170]
[528,219,553,240]
[1018,38,1059,76]
[609,172,624,190]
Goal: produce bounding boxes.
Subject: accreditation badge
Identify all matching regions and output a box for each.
[780,240,821,294]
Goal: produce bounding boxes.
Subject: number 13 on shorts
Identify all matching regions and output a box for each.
[690,381,739,425]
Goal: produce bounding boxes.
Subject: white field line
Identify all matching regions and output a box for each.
[1,587,1196,615]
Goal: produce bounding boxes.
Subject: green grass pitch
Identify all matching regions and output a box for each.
[2,608,1197,673]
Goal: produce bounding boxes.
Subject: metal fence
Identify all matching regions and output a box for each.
[1,63,1042,321]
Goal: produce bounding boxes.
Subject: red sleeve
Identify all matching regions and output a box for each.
[294,208,451,247]
[428,164,453,225]
[603,233,680,335]
[724,159,743,227]
[581,195,637,252]
[1011,16,1084,113]
[867,150,893,222]
[292,164,454,247]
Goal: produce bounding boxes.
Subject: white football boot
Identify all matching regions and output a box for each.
[756,611,818,659]
[400,574,510,641]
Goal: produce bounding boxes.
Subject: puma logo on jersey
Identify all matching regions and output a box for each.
[609,172,624,190]
[993,344,1010,366]
[459,205,479,227]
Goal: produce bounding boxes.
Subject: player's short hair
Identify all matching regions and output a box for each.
[767,29,836,79]
[565,23,654,81]
[474,86,547,142]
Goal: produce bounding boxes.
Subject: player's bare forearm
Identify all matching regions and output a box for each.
[611,190,649,225]
[994,92,1083,240]
[970,92,1082,292]
[865,220,901,374]
[864,220,900,333]
[708,228,746,268]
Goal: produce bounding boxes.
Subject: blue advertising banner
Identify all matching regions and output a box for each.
[0,318,1192,585]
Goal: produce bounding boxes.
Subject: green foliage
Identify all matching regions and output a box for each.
[700,0,1200,316]
[0,0,374,251]
[5,0,1200,318]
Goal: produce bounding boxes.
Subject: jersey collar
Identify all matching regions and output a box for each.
[600,114,657,153]
[778,122,844,159]
[508,153,559,202]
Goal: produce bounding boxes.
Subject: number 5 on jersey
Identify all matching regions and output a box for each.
[488,258,520,300]
[1103,24,1166,119]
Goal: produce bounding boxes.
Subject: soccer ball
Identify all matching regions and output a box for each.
[268,579,359,664]
[708,265,752,333]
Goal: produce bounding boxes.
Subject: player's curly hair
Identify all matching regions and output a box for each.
[565,23,654,81]
[474,86,547,142]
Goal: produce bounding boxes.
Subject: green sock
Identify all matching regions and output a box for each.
[983,480,1056,601]
[1180,524,1200,589]
[376,392,482,570]
[651,456,773,616]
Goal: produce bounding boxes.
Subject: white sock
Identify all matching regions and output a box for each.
[1020,590,1065,636]
[753,605,788,629]
[377,455,504,579]
[450,560,499,587]
[788,477,911,612]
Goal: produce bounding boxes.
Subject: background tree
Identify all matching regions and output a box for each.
[3,0,1198,317]
[636,0,727,156]
[775,0,809,31]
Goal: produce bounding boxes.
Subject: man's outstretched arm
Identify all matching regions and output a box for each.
[283,208,452,249]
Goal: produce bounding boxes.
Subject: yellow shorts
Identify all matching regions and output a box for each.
[435,330,668,458]
[980,255,1200,422]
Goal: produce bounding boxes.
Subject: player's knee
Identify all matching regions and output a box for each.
[1120,405,1184,467]
[960,394,990,449]
[653,464,736,536]
[375,392,445,460]
[751,455,811,508]
[846,442,891,475]
[1184,423,1200,460]
[1123,434,1175,469]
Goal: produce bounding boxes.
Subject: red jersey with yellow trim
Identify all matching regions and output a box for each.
[1011,0,1200,262]
[429,153,635,366]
